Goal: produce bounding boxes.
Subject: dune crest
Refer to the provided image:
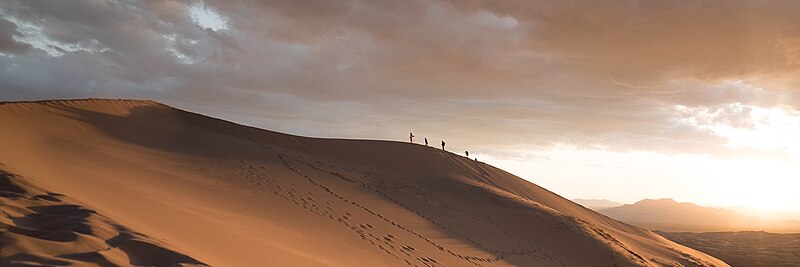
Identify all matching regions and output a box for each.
[0,99,728,266]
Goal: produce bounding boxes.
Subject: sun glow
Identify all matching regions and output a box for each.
[486,144,800,214]
[671,102,800,211]
[705,158,799,212]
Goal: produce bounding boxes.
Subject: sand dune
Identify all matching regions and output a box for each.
[0,99,728,266]
[0,169,206,266]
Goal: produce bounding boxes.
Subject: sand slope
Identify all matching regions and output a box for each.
[0,99,728,266]
[0,169,206,266]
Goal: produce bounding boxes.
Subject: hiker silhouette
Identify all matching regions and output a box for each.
[409,132,414,143]
[465,151,469,157]
[441,141,446,150]
[424,138,428,146]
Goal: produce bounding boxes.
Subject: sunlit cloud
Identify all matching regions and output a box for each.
[188,1,229,31]
[676,103,800,160]
[1,15,105,57]
[163,34,200,64]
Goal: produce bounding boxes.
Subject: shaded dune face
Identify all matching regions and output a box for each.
[0,99,729,266]
[0,171,207,266]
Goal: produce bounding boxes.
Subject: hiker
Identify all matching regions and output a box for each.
[424,138,428,146]
[409,132,414,143]
[465,151,469,157]
[441,141,446,150]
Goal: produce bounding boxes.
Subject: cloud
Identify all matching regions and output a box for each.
[676,103,800,159]
[0,17,31,54]
[1,0,799,159]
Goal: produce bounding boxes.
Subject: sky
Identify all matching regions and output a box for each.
[1,0,799,212]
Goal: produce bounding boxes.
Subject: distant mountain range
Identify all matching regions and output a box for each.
[596,198,800,233]
[572,198,623,210]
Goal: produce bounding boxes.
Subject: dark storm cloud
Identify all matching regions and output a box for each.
[1,0,799,157]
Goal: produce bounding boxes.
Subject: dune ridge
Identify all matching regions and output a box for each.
[0,99,728,266]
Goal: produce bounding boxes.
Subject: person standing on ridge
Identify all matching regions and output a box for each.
[441,141,446,150]
[409,132,414,143]
[465,151,469,157]
[424,138,428,146]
